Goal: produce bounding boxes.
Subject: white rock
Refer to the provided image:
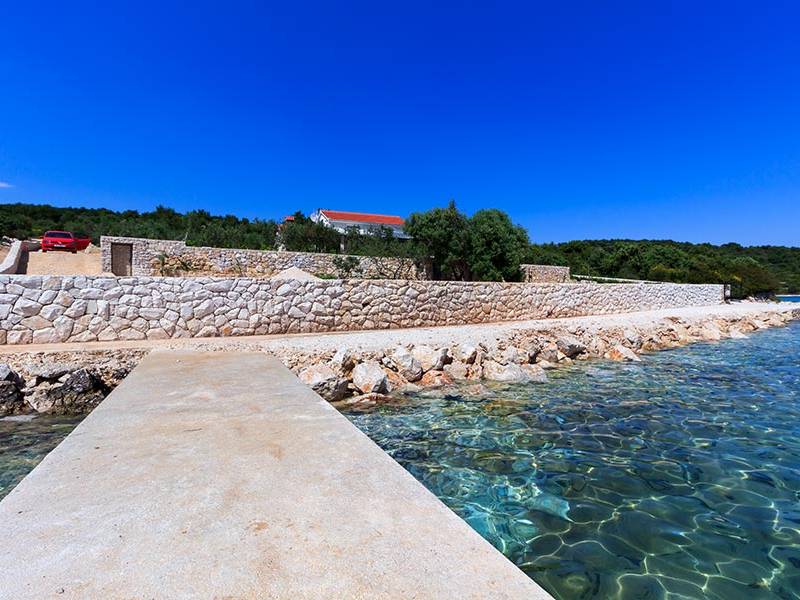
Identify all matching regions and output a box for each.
[482,361,529,383]
[412,345,448,372]
[329,347,355,375]
[12,298,42,317]
[298,364,349,401]
[389,346,423,382]
[443,361,468,380]
[352,361,389,394]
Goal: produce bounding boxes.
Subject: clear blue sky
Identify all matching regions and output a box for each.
[1,1,798,245]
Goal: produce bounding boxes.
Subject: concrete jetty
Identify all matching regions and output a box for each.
[0,350,550,599]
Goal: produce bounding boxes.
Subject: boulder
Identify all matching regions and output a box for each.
[524,340,543,363]
[443,360,468,380]
[388,346,423,382]
[419,370,455,387]
[537,342,560,363]
[499,346,525,365]
[27,362,73,382]
[482,361,529,383]
[412,345,449,372]
[0,380,24,415]
[452,343,477,364]
[329,347,356,376]
[338,392,392,408]
[352,361,389,394]
[607,344,642,362]
[698,324,722,341]
[298,364,349,401]
[483,361,548,383]
[383,368,410,392]
[728,328,748,339]
[0,363,23,386]
[521,364,548,383]
[556,334,586,358]
[624,329,643,349]
[43,369,106,415]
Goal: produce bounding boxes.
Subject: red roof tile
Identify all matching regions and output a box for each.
[319,210,404,226]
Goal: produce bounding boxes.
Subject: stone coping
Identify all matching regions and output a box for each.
[0,241,23,274]
[0,350,550,599]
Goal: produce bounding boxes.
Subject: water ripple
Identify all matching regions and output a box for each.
[342,321,800,599]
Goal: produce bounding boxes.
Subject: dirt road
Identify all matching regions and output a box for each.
[23,249,103,276]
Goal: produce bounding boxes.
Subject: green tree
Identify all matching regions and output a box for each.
[467,209,529,281]
[404,200,471,280]
[279,212,341,253]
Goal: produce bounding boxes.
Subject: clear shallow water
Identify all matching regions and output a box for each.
[342,322,800,599]
[0,415,83,500]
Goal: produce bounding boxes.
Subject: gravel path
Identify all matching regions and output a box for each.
[1,301,794,356]
[23,249,102,276]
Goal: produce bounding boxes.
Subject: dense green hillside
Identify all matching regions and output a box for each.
[1,202,797,295]
[0,203,278,249]
[526,239,799,296]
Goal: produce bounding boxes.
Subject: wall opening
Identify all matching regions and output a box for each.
[110,243,133,276]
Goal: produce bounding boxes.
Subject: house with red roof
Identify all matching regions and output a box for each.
[310,209,409,239]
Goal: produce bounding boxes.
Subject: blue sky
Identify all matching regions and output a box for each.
[1,1,798,245]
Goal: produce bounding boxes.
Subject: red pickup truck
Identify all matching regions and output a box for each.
[41,231,92,253]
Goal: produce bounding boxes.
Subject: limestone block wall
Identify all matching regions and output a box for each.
[0,274,724,345]
[100,236,423,279]
[521,264,571,283]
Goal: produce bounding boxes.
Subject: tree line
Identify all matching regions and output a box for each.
[1,201,797,296]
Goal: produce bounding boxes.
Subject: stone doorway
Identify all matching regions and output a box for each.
[110,243,133,276]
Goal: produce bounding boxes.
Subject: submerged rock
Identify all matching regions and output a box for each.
[521,364,548,383]
[483,361,546,383]
[607,344,642,362]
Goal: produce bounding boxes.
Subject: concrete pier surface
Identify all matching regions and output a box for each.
[0,351,550,599]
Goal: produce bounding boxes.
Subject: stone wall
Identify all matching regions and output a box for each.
[0,274,724,345]
[0,241,24,275]
[100,236,423,279]
[521,264,571,283]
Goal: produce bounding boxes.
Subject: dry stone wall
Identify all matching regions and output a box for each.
[100,236,423,279]
[0,274,724,345]
[521,264,571,283]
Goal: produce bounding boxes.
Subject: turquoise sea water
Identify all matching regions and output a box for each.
[342,322,800,599]
[778,296,800,303]
[0,415,83,500]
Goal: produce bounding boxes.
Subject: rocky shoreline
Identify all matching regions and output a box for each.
[1,304,797,416]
